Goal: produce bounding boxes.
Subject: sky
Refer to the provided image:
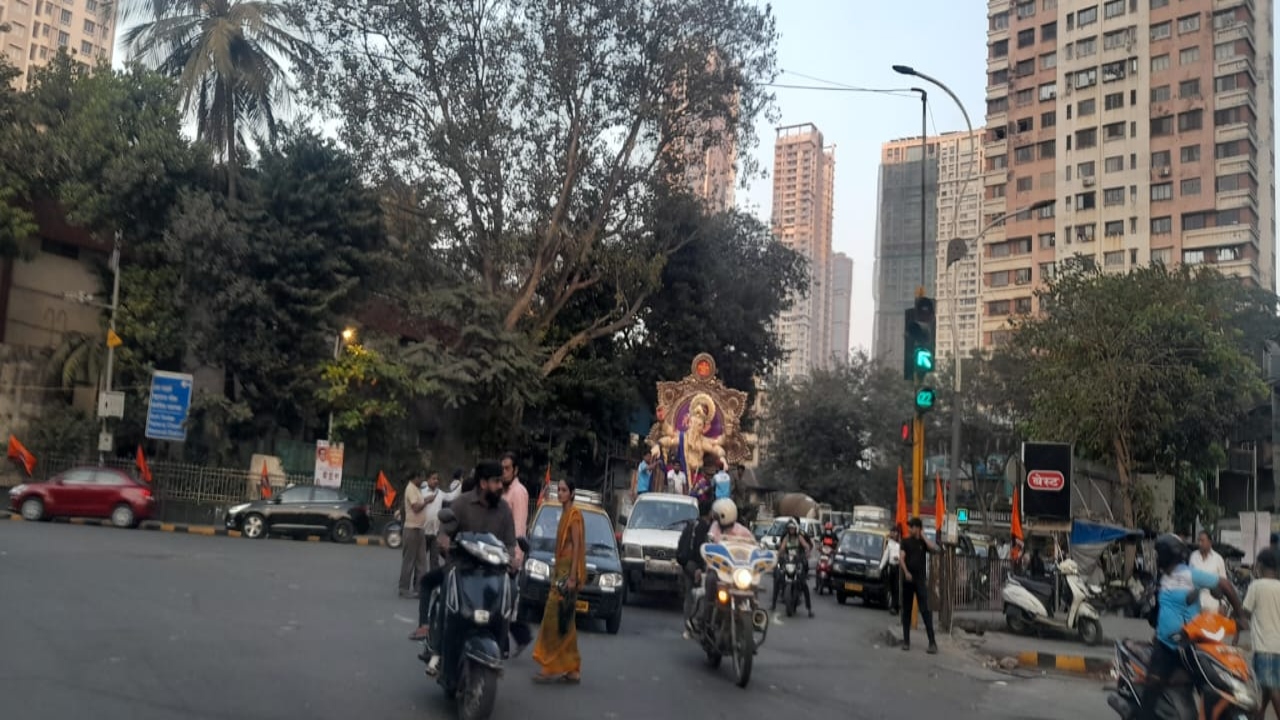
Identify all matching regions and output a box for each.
[740,0,988,354]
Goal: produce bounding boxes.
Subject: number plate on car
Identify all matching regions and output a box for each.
[645,558,677,574]
[844,582,863,592]
[575,600,589,613]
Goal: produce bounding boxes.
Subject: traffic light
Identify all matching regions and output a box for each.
[903,296,936,382]
[900,420,913,444]
[915,387,936,413]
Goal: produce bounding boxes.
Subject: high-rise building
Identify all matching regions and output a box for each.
[872,135,939,370]
[935,129,986,361]
[828,252,854,365]
[981,0,1275,348]
[679,115,737,213]
[0,0,117,89]
[771,123,836,380]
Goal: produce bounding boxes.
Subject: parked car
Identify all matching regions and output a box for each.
[224,485,371,543]
[519,491,624,634]
[619,492,699,597]
[8,466,155,528]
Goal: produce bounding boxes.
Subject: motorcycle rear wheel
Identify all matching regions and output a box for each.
[457,660,498,720]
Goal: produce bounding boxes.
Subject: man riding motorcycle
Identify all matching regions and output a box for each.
[1136,533,1246,720]
[771,520,813,617]
[696,499,755,630]
[677,498,715,635]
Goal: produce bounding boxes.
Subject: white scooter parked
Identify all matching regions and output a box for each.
[1001,558,1103,645]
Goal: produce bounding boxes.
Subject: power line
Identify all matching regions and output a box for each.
[764,82,919,98]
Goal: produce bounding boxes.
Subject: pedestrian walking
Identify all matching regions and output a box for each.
[1245,548,1280,718]
[398,470,429,598]
[1190,530,1227,614]
[899,517,938,653]
[533,477,586,684]
[422,470,460,571]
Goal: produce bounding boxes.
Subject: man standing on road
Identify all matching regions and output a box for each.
[423,470,460,571]
[398,470,430,598]
[501,452,534,656]
[1190,530,1227,614]
[899,518,938,654]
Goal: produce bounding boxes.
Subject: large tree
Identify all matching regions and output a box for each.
[293,0,779,377]
[1005,261,1266,525]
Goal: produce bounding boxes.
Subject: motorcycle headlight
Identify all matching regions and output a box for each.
[228,503,250,515]
[525,559,551,580]
[784,563,796,573]
[732,568,753,590]
[599,572,623,589]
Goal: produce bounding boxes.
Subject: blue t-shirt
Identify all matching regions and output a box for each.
[636,461,652,494]
[713,471,731,499]
[1156,564,1220,648]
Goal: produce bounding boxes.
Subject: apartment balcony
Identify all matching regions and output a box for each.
[1212,256,1262,285]
[1215,88,1256,112]
[1216,156,1258,178]
[1214,23,1253,45]
[1216,188,1257,211]
[1214,0,1253,11]
[1216,123,1257,145]
[987,83,1009,101]
[1215,57,1254,79]
[1181,224,1259,251]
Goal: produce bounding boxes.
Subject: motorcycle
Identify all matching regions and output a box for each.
[690,539,776,688]
[815,546,833,596]
[1108,612,1258,720]
[1002,558,1104,645]
[422,516,524,720]
[779,547,803,617]
[383,509,404,550]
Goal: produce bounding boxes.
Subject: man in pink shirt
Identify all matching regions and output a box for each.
[707,498,755,542]
[501,452,534,656]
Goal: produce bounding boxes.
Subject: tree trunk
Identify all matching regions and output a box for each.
[225,82,237,200]
[1113,437,1134,526]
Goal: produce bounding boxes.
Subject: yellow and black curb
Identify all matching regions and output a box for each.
[2,511,387,547]
[1014,650,1112,676]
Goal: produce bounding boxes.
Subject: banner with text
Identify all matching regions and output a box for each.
[314,440,345,488]
[1021,441,1072,521]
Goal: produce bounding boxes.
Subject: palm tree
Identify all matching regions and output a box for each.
[47,332,105,391]
[119,0,313,198]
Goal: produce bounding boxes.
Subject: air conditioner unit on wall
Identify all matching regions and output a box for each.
[1083,176,1096,187]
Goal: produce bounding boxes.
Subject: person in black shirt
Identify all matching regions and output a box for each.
[898,517,938,654]
[677,499,715,635]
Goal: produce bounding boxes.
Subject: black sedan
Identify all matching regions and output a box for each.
[224,485,371,543]
[518,499,625,634]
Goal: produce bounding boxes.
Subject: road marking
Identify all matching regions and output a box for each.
[393,614,416,625]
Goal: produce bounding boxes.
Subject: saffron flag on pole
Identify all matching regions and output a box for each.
[1011,488,1024,542]
[894,466,909,536]
[934,472,945,539]
[136,446,153,484]
[259,461,272,499]
[7,435,35,477]
[375,471,397,510]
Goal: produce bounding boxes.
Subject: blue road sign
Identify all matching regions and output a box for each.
[145,371,193,441]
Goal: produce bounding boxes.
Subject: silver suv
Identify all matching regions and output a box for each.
[620,493,700,596]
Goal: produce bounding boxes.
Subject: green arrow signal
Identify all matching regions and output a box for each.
[914,347,934,372]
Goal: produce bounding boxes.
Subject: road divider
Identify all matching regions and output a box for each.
[2,511,387,547]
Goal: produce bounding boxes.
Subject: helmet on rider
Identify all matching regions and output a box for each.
[1154,533,1189,572]
[711,498,737,528]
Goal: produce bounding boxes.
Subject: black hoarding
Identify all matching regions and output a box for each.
[1021,442,1072,521]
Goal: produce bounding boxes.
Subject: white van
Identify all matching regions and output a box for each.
[619,493,700,596]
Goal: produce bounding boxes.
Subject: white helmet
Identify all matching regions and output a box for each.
[712,498,738,527]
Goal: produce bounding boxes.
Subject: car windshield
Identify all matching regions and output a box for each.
[627,499,697,531]
[839,531,885,559]
[767,519,791,536]
[530,506,618,558]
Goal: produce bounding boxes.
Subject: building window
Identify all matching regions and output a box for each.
[1104,156,1124,173]
[1018,28,1036,48]
[1039,233,1056,249]
[1177,14,1200,34]
[1105,221,1125,237]
[988,300,1011,317]
[1015,145,1035,164]
[1151,84,1171,102]
[1038,203,1056,219]
[1102,60,1126,82]
[1017,1,1037,19]
[1015,59,1035,77]
[1151,183,1173,201]
[1151,247,1172,264]
[1076,128,1098,149]
[1104,92,1124,110]
[1079,160,1097,177]
[991,39,1009,59]
[1015,298,1033,314]
[1076,224,1097,242]
[1179,46,1200,65]
[1104,187,1125,206]
[1180,177,1201,195]
[1042,110,1056,127]
[1076,192,1097,210]
[1151,150,1171,167]
[1104,122,1126,141]
[991,12,1010,30]
[1016,117,1034,134]
[57,30,68,46]
[1104,251,1125,268]
[1214,42,1237,61]
[1151,54,1170,71]
[87,0,98,10]
[60,8,71,24]
[1177,109,1202,132]
[988,96,1008,115]
[1180,145,1200,163]
[83,19,95,34]
[80,40,92,55]
[1151,0,1168,8]
[1150,21,1171,41]
[1151,216,1172,234]
[1015,88,1034,106]
[1038,139,1056,159]
[1150,115,1173,136]
[1078,98,1096,116]
[1041,53,1057,71]
[1179,78,1200,98]
[1017,176,1034,192]
[1042,21,1057,41]
[1077,36,1098,57]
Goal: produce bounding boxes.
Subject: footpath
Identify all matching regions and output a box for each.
[948,610,1254,677]
[1,510,390,547]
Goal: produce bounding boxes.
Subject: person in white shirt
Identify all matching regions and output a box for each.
[1190,530,1228,614]
[399,471,429,598]
[667,460,687,496]
[884,527,902,615]
[422,471,460,571]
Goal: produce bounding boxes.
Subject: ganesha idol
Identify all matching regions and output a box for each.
[651,392,727,474]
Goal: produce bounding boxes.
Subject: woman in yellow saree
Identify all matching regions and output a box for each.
[532,478,587,684]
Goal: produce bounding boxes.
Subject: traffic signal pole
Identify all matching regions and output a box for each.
[912,415,925,518]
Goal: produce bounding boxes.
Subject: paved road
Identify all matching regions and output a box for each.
[0,521,1106,720]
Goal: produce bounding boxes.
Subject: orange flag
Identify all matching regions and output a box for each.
[1011,488,1024,542]
[539,463,552,505]
[375,471,397,510]
[935,472,945,538]
[7,435,35,477]
[259,461,272,499]
[894,466,909,536]
[136,446,153,484]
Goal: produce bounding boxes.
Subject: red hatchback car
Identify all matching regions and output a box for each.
[8,467,155,528]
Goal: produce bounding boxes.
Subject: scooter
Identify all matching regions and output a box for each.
[383,509,404,550]
[1002,558,1104,645]
[815,546,833,596]
[1108,612,1258,720]
[779,547,803,617]
[422,514,523,720]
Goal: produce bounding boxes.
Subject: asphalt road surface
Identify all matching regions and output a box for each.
[1,521,1103,720]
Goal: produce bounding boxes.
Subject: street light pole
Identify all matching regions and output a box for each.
[99,232,121,465]
[327,327,356,442]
